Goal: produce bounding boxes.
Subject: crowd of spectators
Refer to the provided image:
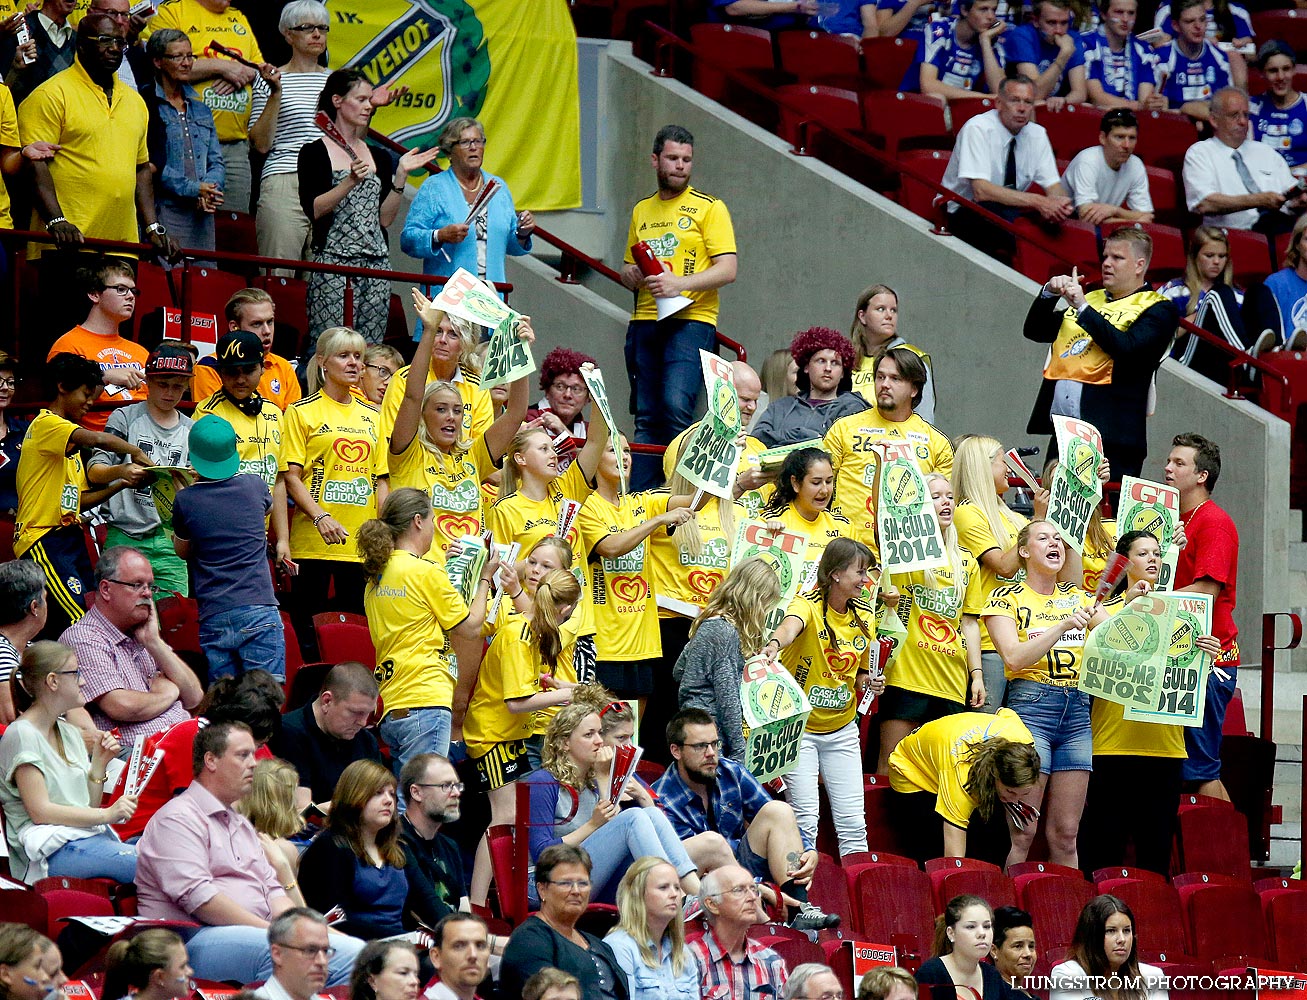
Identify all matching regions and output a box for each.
[0,1,1277,998]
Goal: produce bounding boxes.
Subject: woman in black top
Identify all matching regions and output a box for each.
[917,894,1022,1000]
[500,844,629,1000]
[297,68,436,348]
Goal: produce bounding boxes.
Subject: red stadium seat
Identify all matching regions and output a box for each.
[862,91,952,159]
[1036,103,1104,162]
[1013,218,1099,284]
[864,774,906,854]
[1096,878,1192,961]
[853,864,935,960]
[1251,10,1307,55]
[176,266,247,322]
[898,150,951,222]
[1172,871,1243,890]
[1174,805,1253,881]
[44,888,114,940]
[1016,874,1097,955]
[214,210,258,274]
[310,613,377,669]
[131,260,177,341]
[1225,228,1275,289]
[1103,221,1185,280]
[634,759,664,785]
[1133,110,1200,175]
[156,595,201,657]
[777,30,861,87]
[254,274,312,358]
[1256,876,1307,895]
[1178,793,1236,811]
[949,96,995,131]
[759,933,825,969]
[1145,165,1183,227]
[4,889,48,933]
[281,610,304,683]
[809,851,860,934]
[775,84,863,149]
[284,662,332,713]
[1176,880,1267,963]
[486,823,529,926]
[689,23,777,102]
[1008,861,1086,881]
[937,868,1017,914]
[1092,865,1167,885]
[859,36,919,91]
[1261,888,1307,967]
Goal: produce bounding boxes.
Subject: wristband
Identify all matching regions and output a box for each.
[89,772,107,783]
[391,180,406,195]
[970,668,984,674]
[313,513,331,526]
[47,216,66,228]
[512,588,524,598]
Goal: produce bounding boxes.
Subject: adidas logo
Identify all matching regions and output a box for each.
[318,423,330,434]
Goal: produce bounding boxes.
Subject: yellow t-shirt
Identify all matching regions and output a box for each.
[0,84,19,228]
[193,392,286,490]
[143,0,262,142]
[578,489,668,662]
[365,550,468,714]
[623,184,736,324]
[14,410,85,556]
[769,504,851,592]
[982,581,1089,685]
[375,364,493,480]
[192,353,302,411]
[780,589,874,733]
[485,462,594,567]
[1089,596,1186,758]
[462,608,539,756]
[952,501,1027,652]
[887,708,1035,828]
[850,345,934,403]
[884,549,984,705]
[1080,519,1118,594]
[649,497,740,619]
[47,327,150,433]
[17,57,148,252]
[283,392,379,563]
[823,408,953,552]
[389,435,498,560]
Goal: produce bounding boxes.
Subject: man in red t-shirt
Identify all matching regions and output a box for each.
[1165,432,1239,801]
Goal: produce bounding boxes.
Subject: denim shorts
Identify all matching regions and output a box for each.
[734,830,772,880]
[1005,678,1093,774]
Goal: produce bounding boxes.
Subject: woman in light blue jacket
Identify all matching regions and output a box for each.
[604,856,701,1000]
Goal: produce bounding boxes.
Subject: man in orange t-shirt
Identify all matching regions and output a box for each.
[191,287,301,410]
[47,259,149,433]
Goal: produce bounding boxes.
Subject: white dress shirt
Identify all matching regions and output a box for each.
[940,109,1061,209]
[1061,146,1154,212]
[1183,135,1296,230]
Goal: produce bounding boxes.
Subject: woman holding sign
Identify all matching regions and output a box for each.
[760,447,853,592]
[523,702,702,905]
[1079,530,1219,877]
[389,290,534,560]
[765,538,883,856]
[877,473,987,773]
[982,521,1109,869]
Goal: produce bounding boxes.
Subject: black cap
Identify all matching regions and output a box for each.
[214,330,264,369]
[1258,39,1296,68]
[145,343,195,376]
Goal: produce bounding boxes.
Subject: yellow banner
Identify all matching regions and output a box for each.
[326,0,582,211]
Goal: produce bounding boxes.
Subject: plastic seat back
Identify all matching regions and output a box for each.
[853,864,935,961]
[777,30,861,84]
[689,23,775,102]
[311,614,377,669]
[859,36,918,91]
[1260,889,1307,967]
[1175,805,1253,881]
[776,84,863,148]
[1017,875,1097,955]
[862,91,951,159]
[1092,865,1167,885]
[1182,883,1266,963]
[1101,878,1191,959]
[1036,103,1103,161]
[808,851,858,934]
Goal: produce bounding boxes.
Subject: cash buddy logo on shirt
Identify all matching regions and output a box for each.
[335,0,489,150]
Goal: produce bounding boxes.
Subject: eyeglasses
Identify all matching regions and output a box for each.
[105,578,163,596]
[0,378,16,389]
[365,363,397,380]
[549,382,587,397]
[453,138,487,149]
[277,944,336,958]
[413,781,464,794]
[679,739,721,753]
[88,6,130,17]
[160,52,196,61]
[102,284,137,295]
[541,879,591,892]
[55,668,81,677]
[90,34,127,48]
[795,993,845,1000]
[709,884,762,899]
[288,23,330,33]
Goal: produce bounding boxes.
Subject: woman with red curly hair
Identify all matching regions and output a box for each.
[527,348,594,473]
[752,327,869,447]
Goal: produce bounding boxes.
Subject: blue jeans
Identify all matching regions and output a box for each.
[378,706,451,779]
[199,605,286,683]
[181,925,363,986]
[1006,679,1093,773]
[624,318,717,490]
[572,807,697,903]
[980,651,1007,713]
[46,831,137,883]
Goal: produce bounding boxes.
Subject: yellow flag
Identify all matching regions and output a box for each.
[327,0,582,211]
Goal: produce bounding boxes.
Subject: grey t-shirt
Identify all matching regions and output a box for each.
[89,402,192,537]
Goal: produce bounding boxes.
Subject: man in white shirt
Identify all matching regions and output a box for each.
[255,909,331,1000]
[1061,107,1155,225]
[939,73,1073,254]
[1184,86,1307,233]
[425,913,490,1000]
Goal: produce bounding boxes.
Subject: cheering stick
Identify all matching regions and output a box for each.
[208,40,260,71]
[1094,552,1130,603]
[1003,448,1040,490]
[314,110,362,164]
[463,178,500,225]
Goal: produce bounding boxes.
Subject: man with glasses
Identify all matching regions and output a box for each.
[782,964,846,1000]
[137,721,366,985]
[82,0,148,90]
[653,709,837,931]
[397,753,472,933]
[255,908,333,1000]
[690,863,790,998]
[192,288,302,410]
[47,260,149,432]
[59,545,203,748]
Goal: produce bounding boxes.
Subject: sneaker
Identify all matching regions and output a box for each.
[788,901,840,931]
[1288,328,1307,353]
[1252,328,1281,357]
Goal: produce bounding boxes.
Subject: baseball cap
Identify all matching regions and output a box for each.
[188,414,241,481]
[214,330,264,370]
[1258,39,1295,67]
[145,343,195,376]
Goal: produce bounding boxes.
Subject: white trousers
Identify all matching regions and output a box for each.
[786,719,868,857]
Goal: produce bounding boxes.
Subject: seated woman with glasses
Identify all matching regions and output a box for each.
[523,702,702,907]
[0,641,139,883]
[500,843,630,1000]
[299,759,408,940]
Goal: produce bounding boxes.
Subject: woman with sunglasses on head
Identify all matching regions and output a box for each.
[102,929,193,1000]
[386,291,534,556]
[0,641,138,883]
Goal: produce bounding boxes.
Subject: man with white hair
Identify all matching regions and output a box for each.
[689,864,789,998]
[783,964,845,1000]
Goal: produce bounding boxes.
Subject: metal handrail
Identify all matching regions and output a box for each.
[1262,613,1302,742]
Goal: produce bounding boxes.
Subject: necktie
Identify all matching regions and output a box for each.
[1004,136,1018,189]
[1232,150,1258,195]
